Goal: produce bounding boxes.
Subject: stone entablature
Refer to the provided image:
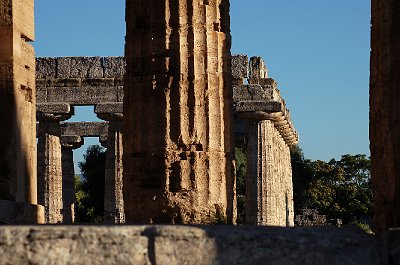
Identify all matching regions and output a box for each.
[232,54,298,147]
[36,57,125,106]
[60,122,108,140]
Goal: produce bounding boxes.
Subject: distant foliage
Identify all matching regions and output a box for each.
[234,146,247,224]
[291,147,373,224]
[75,145,106,223]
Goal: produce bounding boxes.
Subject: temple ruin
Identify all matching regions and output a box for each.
[34,53,297,226]
[35,57,125,223]
[0,0,399,263]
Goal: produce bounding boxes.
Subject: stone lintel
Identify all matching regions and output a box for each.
[233,83,282,103]
[60,122,108,138]
[95,102,123,115]
[235,101,282,113]
[36,57,126,80]
[61,135,83,148]
[36,103,72,114]
[36,87,123,105]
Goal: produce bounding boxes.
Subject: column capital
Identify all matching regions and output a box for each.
[236,102,298,147]
[95,103,123,121]
[37,113,72,122]
[61,135,84,150]
[37,103,74,122]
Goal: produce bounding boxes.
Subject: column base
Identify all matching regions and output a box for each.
[0,200,45,224]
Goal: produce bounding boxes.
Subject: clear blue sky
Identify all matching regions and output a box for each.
[35,0,371,172]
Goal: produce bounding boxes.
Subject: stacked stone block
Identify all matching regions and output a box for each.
[295,209,327,226]
[232,55,298,226]
[36,57,125,105]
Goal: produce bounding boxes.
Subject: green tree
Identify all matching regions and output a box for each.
[75,145,106,223]
[234,146,247,224]
[290,146,314,213]
[294,153,373,224]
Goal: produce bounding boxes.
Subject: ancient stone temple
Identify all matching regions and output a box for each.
[232,55,298,226]
[370,0,400,233]
[0,0,44,223]
[35,57,125,223]
[124,0,235,223]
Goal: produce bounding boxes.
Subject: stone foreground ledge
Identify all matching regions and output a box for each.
[0,225,393,265]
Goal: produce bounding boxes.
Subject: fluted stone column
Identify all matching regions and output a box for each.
[99,115,124,224]
[61,136,83,224]
[95,103,125,224]
[370,0,400,233]
[124,0,235,224]
[37,114,70,224]
[244,117,293,226]
[0,0,44,223]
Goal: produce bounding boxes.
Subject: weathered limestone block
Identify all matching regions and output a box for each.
[124,0,235,223]
[57,57,103,79]
[0,0,43,223]
[37,103,72,114]
[231,54,248,85]
[36,57,124,108]
[0,226,390,265]
[95,102,124,114]
[35,57,57,79]
[103,57,126,78]
[249,56,268,83]
[60,122,109,138]
[37,87,122,105]
[235,101,282,113]
[61,136,83,224]
[36,57,126,80]
[233,82,281,102]
[370,0,400,233]
[0,201,44,224]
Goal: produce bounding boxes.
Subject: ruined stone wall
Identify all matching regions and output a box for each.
[124,0,235,224]
[232,55,297,226]
[0,225,395,265]
[370,0,400,233]
[0,0,44,223]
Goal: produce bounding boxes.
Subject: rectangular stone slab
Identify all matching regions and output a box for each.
[0,225,391,265]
